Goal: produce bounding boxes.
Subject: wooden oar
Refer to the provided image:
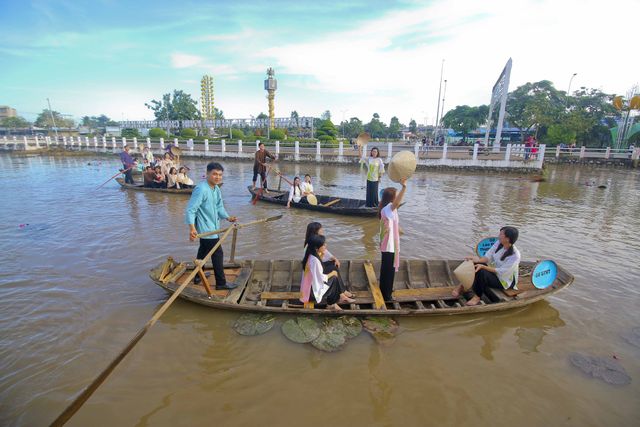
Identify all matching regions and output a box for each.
[94,166,133,191]
[196,214,283,239]
[320,198,341,207]
[50,226,234,427]
[251,163,273,205]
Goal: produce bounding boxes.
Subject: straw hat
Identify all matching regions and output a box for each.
[307,194,318,205]
[388,151,417,183]
[139,143,145,150]
[355,132,371,147]
[170,145,182,156]
[453,260,475,290]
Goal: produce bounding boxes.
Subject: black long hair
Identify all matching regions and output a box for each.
[378,187,397,219]
[293,176,302,196]
[497,226,519,261]
[370,147,379,158]
[304,222,322,247]
[302,234,325,269]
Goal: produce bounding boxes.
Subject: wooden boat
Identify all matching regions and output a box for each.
[116,177,193,194]
[150,258,574,316]
[247,186,378,216]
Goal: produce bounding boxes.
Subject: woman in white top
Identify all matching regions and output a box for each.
[300,174,314,203]
[378,178,407,301]
[303,222,351,298]
[287,176,303,208]
[167,167,180,189]
[160,152,174,178]
[453,226,521,306]
[359,146,385,207]
[177,166,194,188]
[299,234,355,310]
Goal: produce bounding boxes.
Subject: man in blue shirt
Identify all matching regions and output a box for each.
[119,145,136,184]
[186,162,238,290]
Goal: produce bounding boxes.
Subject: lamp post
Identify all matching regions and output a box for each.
[567,73,577,105]
[340,109,348,139]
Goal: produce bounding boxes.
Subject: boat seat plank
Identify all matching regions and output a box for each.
[363,261,386,310]
[223,264,253,303]
[392,286,458,302]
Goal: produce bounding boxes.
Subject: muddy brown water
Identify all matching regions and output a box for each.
[0,154,639,426]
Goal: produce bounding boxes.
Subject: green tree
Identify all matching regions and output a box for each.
[34,109,75,128]
[365,113,387,139]
[213,107,224,119]
[341,117,364,138]
[81,114,117,129]
[121,128,141,138]
[290,111,299,119]
[546,124,576,145]
[315,119,338,141]
[256,112,268,119]
[321,110,331,120]
[388,116,403,138]
[565,88,616,146]
[145,90,201,123]
[442,105,489,142]
[148,128,168,138]
[269,128,286,140]
[231,129,244,139]
[409,119,417,134]
[1,116,30,134]
[180,128,197,138]
[506,80,564,142]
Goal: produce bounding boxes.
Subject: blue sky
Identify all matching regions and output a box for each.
[1,0,639,125]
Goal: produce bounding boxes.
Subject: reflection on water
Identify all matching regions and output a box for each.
[0,154,639,426]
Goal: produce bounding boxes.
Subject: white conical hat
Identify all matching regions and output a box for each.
[453,260,475,290]
[355,132,371,147]
[307,194,318,205]
[388,150,417,183]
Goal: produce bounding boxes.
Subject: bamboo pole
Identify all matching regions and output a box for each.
[50,227,234,427]
[196,214,282,239]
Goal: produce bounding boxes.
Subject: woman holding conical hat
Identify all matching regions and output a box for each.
[452,226,521,306]
[377,178,407,301]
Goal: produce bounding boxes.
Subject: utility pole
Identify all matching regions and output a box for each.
[46,98,59,142]
[439,79,448,142]
[434,59,444,141]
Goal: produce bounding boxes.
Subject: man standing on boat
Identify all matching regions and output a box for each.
[186,162,238,290]
[252,142,276,193]
[119,145,136,184]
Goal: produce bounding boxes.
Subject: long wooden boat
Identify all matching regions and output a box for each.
[247,186,377,216]
[150,258,573,316]
[116,177,193,194]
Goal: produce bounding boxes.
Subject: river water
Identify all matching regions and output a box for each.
[0,154,638,426]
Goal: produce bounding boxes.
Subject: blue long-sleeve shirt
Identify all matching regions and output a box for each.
[119,151,135,168]
[185,181,229,239]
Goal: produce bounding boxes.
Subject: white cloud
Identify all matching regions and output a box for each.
[170,52,205,68]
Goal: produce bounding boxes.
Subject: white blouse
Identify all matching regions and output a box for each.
[301,182,314,195]
[485,242,521,289]
[304,256,330,302]
[288,185,302,203]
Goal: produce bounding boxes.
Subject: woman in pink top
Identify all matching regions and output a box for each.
[300,235,355,310]
[378,178,407,301]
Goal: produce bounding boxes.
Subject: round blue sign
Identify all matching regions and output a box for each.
[531,260,558,289]
[476,237,498,257]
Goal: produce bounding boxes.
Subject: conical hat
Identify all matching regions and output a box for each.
[355,132,371,147]
[170,145,182,156]
[453,260,475,290]
[139,143,145,150]
[307,194,318,205]
[388,150,417,183]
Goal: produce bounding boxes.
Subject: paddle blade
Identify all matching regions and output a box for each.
[264,214,283,222]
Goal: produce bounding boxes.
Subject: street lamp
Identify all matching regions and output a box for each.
[340,109,348,139]
[567,72,578,104]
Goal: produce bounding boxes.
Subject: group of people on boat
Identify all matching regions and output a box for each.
[185,159,522,308]
[120,145,194,189]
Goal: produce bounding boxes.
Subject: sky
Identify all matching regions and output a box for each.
[1,0,639,126]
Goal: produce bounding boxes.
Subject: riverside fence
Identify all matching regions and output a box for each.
[2,135,639,170]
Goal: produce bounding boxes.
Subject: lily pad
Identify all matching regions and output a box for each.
[339,316,363,338]
[281,317,321,343]
[311,319,348,352]
[569,352,631,385]
[362,317,399,345]
[233,314,275,336]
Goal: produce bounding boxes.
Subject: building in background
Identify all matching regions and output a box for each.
[0,106,17,119]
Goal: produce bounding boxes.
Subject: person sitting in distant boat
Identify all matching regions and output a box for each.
[152,165,165,188]
[300,174,314,203]
[299,234,355,310]
[177,166,194,188]
[452,226,521,306]
[143,166,156,187]
[140,143,155,166]
[160,152,174,179]
[287,176,303,208]
[167,167,180,189]
[304,222,353,298]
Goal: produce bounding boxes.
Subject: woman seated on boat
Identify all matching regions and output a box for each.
[143,166,156,187]
[167,167,180,189]
[152,165,166,188]
[452,226,521,306]
[177,166,194,188]
[300,234,355,310]
[287,176,303,208]
[304,222,344,272]
[300,174,314,203]
[160,152,174,178]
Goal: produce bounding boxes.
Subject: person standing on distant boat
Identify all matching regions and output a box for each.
[186,162,238,290]
[252,142,276,193]
[452,226,521,306]
[378,178,407,301]
[359,146,385,207]
[119,145,136,184]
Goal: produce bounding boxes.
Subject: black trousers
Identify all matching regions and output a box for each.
[380,251,395,301]
[309,276,345,305]
[322,260,346,290]
[252,166,267,189]
[471,269,509,299]
[197,238,225,288]
[366,180,379,207]
[124,168,134,184]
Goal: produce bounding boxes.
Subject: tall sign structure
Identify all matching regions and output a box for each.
[484,58,512,151]
[200,75,215,120]
[264,68,277,129]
